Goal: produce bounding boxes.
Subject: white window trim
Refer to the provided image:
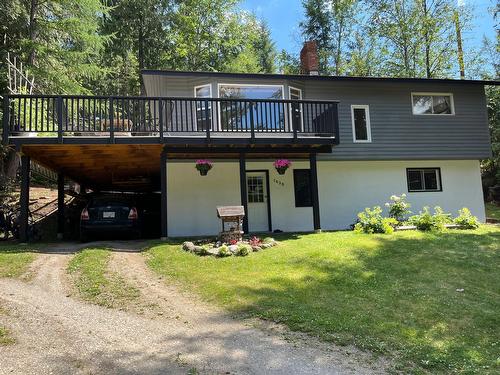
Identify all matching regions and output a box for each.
[194,84,213,131]
[216,83,285,132]
[411,92,455,116]
[194,84,212,98]
[351,104,372,143]
[288,86,303,132]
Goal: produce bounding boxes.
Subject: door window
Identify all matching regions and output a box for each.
[247,176,264,203]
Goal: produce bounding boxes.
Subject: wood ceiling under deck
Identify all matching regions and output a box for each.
[21,144,326,191]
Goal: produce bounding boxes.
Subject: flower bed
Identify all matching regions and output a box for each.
[181,236,277,257]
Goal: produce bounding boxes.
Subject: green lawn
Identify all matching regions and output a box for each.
[67,248,139,308]
[486,203,500,220]
[0,243,37,278]
[146,226,500,374]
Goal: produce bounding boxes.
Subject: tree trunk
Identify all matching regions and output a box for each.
[28,0,38,66]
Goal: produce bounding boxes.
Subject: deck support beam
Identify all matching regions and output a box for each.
[57,173,65,240]
[160,148,168,240]
[310,153,321,232]
[19,154,30,242]
[239,153,249,234]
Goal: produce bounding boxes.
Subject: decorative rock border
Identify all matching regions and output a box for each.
[182,238,278,257]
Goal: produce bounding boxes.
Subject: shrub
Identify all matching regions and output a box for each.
[454,208,480,229]
[385,194,411,224]
[235,244,251,256]
[262,237,275,244]
[217,245,231,257]
[354,206,397,234]
[409,206,452,231]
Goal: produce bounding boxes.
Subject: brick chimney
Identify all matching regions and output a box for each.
[300,41,319,75]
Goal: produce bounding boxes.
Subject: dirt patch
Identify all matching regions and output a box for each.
[0,242,390,374]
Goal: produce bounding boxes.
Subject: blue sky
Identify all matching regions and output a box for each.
[240,0,497,55]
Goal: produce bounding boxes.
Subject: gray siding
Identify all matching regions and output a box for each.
[142,74,491,160]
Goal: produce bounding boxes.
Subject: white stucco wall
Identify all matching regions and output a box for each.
[318,159,486,230]
[166,159,485,237]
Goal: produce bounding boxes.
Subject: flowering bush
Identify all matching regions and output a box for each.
[354,206,397,234]
[384,194,411,224]
[195,159,213,175]
[408,206,452,231]
[249,236,262,246]
[454,208,480,229]
[273,159,292,174]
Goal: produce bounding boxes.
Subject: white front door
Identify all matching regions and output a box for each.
[246,172,269,232]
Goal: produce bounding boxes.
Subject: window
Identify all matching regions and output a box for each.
[218,84,285,131]
[351,105,371,142]
[194,84,212,130]
[406,168,442,192]
[293,169,312,207]
[411,93,454,115]
[289,86,303,131]
[247,176,264,203]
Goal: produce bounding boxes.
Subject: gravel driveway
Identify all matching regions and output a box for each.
[0,242,388,374]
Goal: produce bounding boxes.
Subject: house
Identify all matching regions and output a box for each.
[3,42,498,241]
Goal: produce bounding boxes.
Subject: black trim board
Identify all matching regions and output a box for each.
[141,69,500,86]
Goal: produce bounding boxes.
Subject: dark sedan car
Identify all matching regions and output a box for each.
[80,195,141,241]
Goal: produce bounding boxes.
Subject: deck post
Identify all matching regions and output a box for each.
[57,173,65,240]
[160,148,168,240]
[109,97,114,144]
[310,153,321,232]
[56,96,63,143]
[19,154,30,243]
[239,153,249,233]
[2,95,9,145]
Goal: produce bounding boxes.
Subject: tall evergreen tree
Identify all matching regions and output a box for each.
[253,21,277,73]
[299,0,332,73]
[1,0,110,94]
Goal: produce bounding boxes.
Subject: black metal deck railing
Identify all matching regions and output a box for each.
[2,95,339,144]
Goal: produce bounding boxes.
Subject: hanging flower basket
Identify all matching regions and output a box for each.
[195,159,213,176]
[273,159,292,175]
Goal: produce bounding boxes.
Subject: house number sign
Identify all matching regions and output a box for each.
[273,178,285,187]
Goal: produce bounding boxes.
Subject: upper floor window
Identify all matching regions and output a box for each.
[351,105,371,143]
[406,168,442,192]
[411,93,454,115]
[194,84,212,130]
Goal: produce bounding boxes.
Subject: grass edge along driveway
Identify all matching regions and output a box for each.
[145,226,500,374]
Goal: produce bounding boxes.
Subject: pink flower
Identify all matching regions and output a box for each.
[273,159,292,168]
[195,159,213,167]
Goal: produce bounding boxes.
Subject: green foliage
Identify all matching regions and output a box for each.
[235,244,251,256]
[354,206,397,234]
[1,0,110,94]
[217,245,231,257]
[482,86,500,188]
[454,208,480,229]
[409,206,452,231]
[277,50,300,74]
[384,194,411,224]
[300,0,358,75]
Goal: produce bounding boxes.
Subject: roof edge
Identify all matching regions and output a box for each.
[141,69,500,85]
